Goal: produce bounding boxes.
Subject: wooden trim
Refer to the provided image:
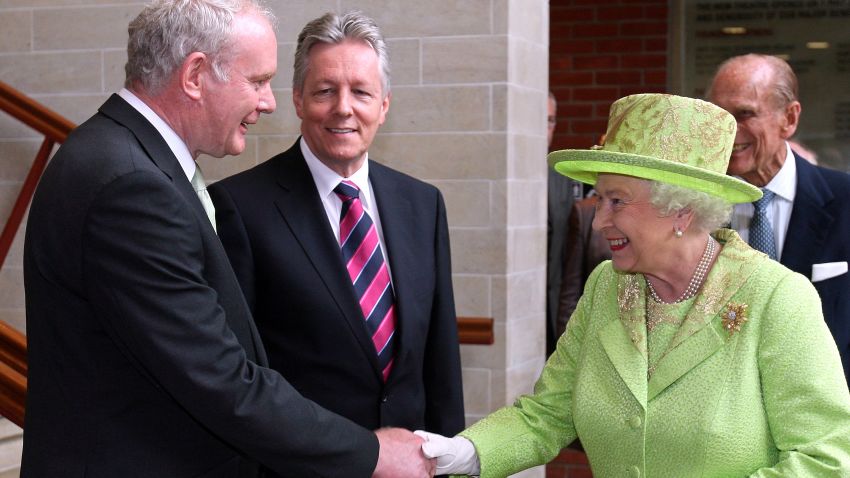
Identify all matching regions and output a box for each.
[0,321,26,428]
[457,316,494,345]
[0,80,74,143]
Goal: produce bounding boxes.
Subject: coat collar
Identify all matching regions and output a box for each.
[597,230,765,405]
[781,153,835,276]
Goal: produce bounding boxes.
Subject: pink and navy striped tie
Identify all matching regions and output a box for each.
[334,180,396,382]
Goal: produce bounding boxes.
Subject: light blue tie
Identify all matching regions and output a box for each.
[191,164,216,233]
[749,188,776,260]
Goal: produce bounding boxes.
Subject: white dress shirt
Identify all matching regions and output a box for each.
[730,141,797,260]
[300,137,394,283]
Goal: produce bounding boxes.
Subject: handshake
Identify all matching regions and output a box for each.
[372,428,480,477]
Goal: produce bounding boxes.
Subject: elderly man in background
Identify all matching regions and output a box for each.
[22,1,432,476]
[209,10,464,461]
[708,53,850,385]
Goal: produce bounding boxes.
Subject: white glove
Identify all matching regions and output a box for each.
[414,430,481,476]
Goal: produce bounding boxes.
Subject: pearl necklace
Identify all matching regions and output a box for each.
[646,236,717,304]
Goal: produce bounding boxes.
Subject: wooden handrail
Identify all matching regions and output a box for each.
[0,80,74,143]
[0,80,75,271]
[457,316,494,345]
[0,321,26,428]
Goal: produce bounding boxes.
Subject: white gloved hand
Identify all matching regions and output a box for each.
[414,430,481,476]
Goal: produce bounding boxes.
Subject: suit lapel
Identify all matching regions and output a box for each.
[780,154,834,277]
[647,230,761,400]
[99,94,261,362]
[272,148,382,377]
[370,163,415,365]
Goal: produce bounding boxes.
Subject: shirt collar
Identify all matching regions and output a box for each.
[118,88,195,181]
[300,137,372,205]
[763,141,796,202]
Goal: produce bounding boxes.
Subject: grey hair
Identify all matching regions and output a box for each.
[293,10,390,97]
[707,53,798,110]
[649,181,733,233]
[125,0,276,94]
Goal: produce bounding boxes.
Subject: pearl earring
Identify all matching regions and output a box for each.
[674,228,683,238]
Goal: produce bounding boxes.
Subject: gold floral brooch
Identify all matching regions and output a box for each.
[722,302,748,335]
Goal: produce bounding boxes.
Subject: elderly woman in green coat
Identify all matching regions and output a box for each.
[417,94,850,477]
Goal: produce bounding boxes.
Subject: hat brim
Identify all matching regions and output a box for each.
[549,149,762,204]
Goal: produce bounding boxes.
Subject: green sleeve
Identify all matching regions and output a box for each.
[459,265,607,478]
[750,272,850,477]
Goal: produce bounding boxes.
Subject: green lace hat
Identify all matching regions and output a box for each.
[548,93,762,204]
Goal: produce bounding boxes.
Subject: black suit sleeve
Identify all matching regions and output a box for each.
[422,190,466,436]
[82,170,378,476]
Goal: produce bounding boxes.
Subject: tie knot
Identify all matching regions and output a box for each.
[753,188,774,211]
[334,180,360,201]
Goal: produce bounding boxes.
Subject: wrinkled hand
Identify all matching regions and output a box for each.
[372,428,435,478]
[414,430,480,476]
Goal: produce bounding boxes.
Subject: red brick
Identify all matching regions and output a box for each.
[551,40,595,55]
[558,103,594,118]
[572,119,609,134]
[550,6,595,23]
[565,467,594,478]
[546,466,568,478]
[561,448,591,465]
[574,23,618,38]
[550,57,573,71]
[596,71,641,85]
[644,70,667,86]
[573,55,618,70]
[550,71,593,86]
[596,38,643,53]
[596,103,613,117]
[553,135,597,150]
[550,24,573,39]
[620,85,667,97]
[621,54,666,69]
[620,22,668,36]
[645,5,669,19]
[573,87,619,102]
[621,0,665,4]
[551,87,572,102]
[597,6,644,21]
[644,37,668,52]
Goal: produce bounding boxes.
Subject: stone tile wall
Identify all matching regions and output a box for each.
[0,1,549,476]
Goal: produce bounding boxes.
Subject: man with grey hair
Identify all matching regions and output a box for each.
[708,53,850,386]
[22,1,434,476]
[210,10,465,464]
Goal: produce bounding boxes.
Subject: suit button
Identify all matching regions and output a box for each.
[629,416,642,429]
[381,395,389,403]
[629,466,641,478]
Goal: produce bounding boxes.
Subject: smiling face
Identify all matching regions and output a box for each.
[293,39,390,177]
[198,10,277,158]
[591,174,677,274]
[708,59,799,187]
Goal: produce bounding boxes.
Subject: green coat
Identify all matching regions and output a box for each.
[462,230,850,477]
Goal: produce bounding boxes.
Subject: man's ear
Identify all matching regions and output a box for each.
[779,100,801,139]
[180,52,208,101]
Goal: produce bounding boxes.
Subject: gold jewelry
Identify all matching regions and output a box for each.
[647,236,716,304]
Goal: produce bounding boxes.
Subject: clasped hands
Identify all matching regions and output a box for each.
[372,428,479,477]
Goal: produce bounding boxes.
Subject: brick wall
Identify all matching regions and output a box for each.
[546,1,669,476]
[549,0,669,151]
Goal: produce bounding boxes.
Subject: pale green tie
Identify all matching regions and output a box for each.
[191,164,217,232]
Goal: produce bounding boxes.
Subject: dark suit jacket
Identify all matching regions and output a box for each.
[780,152,850,385]
[556,195,610,338]
[22,95,377,478]
[208,142,464,439]
[547,170,578,353]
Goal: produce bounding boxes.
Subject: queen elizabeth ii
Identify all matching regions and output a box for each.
[417,94,850,477]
